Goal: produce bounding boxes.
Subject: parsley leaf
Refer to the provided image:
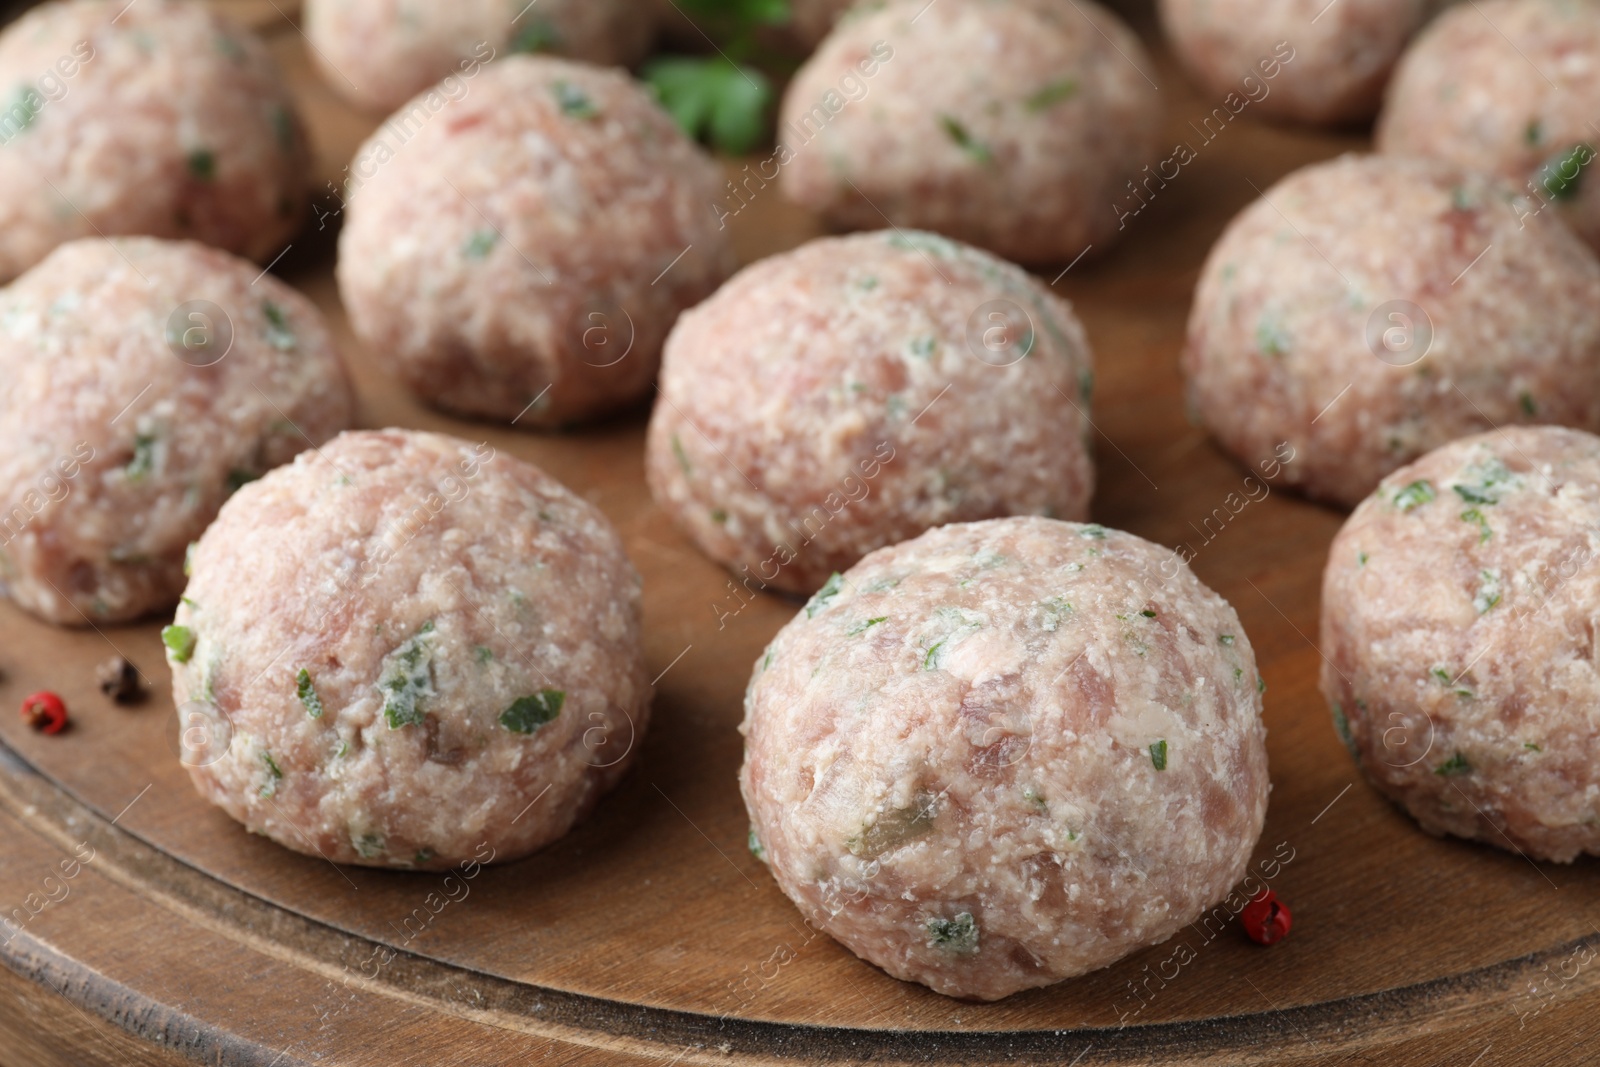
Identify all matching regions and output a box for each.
[162,624,197,663]
[297,668,324,719]
[645,56,773,155]
[501,689,566,734]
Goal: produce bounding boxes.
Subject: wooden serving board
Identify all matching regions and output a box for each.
[1,3,1596,1064]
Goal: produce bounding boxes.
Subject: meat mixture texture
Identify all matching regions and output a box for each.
[1183,153,1600,508]
[0,0,310,283]
[742,517,1270,1000]
[0,237,352,625]
[778,0,1162,264]
[337,56,735,428]
[168,430,651,870]
[304,0,654,113]
[1321,426,1600,863]
[1378,0,1600,253]
[646,230,1095,597]
[1160,0,1448,126]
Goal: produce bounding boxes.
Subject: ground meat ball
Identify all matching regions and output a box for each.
[1320,427,1600,863]
[741,517,1270,1000]
[337,56,734,428]
[0,0,310,284]
[1377,0,1600,253]
[1182,153,1600,508]
[304,0,654,113]
[1160,0,1446,127]
[0,238,352,626]
[778,0,1161,265]
[646,230,1095,597]
[167,429,650,870]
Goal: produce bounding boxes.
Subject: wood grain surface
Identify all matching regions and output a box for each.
[1,2,1596,1065]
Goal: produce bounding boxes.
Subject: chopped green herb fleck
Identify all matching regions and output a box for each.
[807,572,844,618]
[184,542,196,577]
[1149,739,1168,771]
[1393,480,1436,511]
[1039,597,1072,632]
[552,80,598,118]
[1452,455,1518,506]
[670,433,692,477]
[414,848,435,865]
[125,433,158,482]
[923,640,946,670]
[1434,752,1471,776]
[5,86,40,134]
[474,645,494,664]
[1460,508,1492,543]
[710,507,728,524]
[500,688,566,734]
[747,828,766,862]
[1025,78,1078,112]
[938,115,992,163]
[162,624,196,663]
[187,149,216,180]
[1473,569,1503,614]
[1140,609,1157,618]
[354,833,383,858]
[259,750,282,796]
[762,649,775,670]
[333,739,349,759]
[181,596,198,609]
[1255,314,1290,358]
[378,626,437,728]
[1022,785,1047,810]
[225,469,258,495]
[1256,674,1267,695]
[1540,143,1593,200]
[1524,742,1543,752]
[908,335,937,359]
[1520,391,1537,416]
[296,668,324,719]
[463,229,498,259]
[262,301,296,351]
[847,616,888,636]
[926,912,979,954]
[1526,119,1543,146]
[1358,550,1369,566]
[1219,634,1236,646]
[1080,524,1107,540]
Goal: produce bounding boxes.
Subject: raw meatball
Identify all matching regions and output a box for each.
[1378,0,1600,252]
[1160,0,1445,127]
[337,56,735,428]
[778,0,1162,265]
[741,517,1270,1000]
[0,238,352,626]
[1320,427,1600,862]
[646,230,1095,597]
[1182,153,1600,508]
[167,429,650,870]
[0,0,310,283]
[304,0,654,113]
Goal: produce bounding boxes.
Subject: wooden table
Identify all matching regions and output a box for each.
[1,2,1596,1064]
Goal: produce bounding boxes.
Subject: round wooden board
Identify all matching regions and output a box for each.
[1,2,1597,1065]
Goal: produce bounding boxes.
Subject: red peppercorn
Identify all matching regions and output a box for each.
[1241,888,1291,946]
[20,691,68,735]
